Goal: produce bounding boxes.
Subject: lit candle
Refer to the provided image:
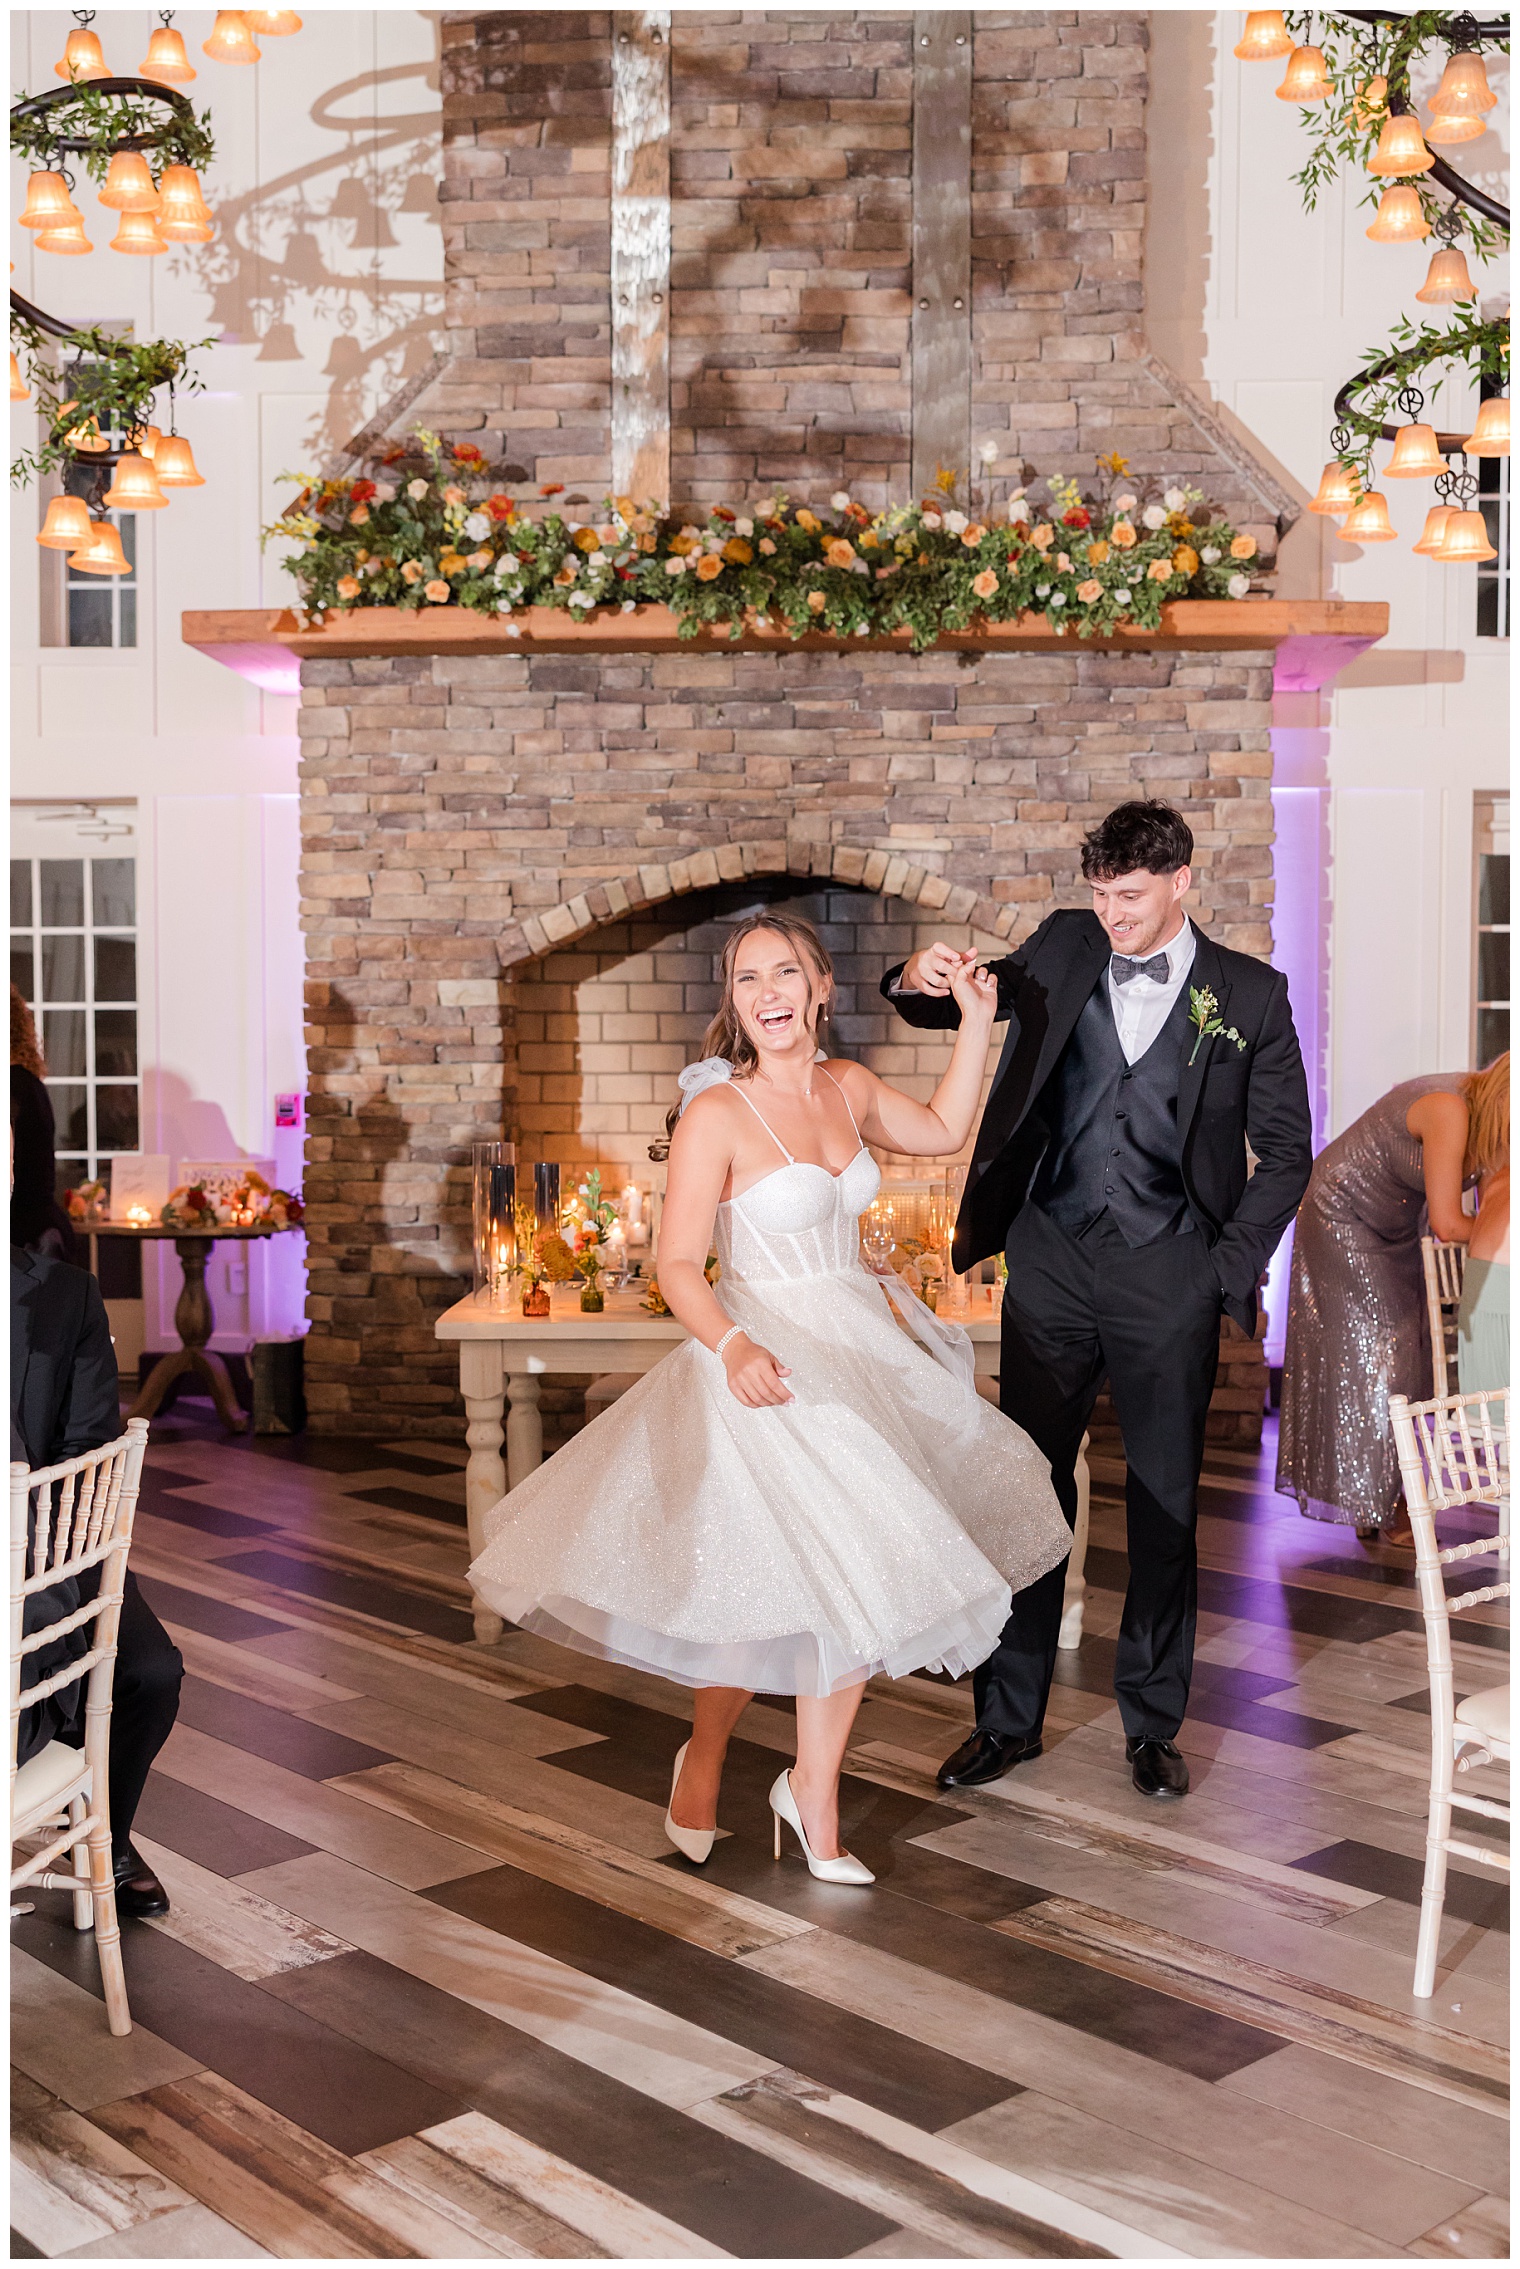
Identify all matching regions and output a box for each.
[126,1204,152,1225]
[623,1183,643,1228]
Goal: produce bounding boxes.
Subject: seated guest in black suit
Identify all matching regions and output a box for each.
[11,1243,184,1917]
[11,986,80,1262]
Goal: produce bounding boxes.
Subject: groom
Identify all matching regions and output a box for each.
[883,801,1311,1798]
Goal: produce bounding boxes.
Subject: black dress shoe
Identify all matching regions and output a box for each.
[1126,1736,1189,1800]
[936,1729,1043,1789]
[112,1845,169,1918]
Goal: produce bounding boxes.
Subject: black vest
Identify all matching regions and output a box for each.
[1028,974,1194,1247]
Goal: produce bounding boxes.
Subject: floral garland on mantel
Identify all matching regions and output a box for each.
[266,431,1269,653]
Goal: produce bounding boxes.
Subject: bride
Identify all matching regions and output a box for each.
[469,912,1068,1884]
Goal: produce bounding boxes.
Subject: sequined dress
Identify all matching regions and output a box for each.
[1277,1073,1468,1527]
[469,1114,1069,1697]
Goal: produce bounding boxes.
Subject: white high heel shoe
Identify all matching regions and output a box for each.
[768,1769,874,1885]
[664,1741,716,1865]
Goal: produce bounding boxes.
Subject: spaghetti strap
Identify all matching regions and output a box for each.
[819,1067,864,1149]
[731,1083,795,1165]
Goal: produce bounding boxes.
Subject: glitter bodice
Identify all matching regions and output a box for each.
[715,1148,882,1285]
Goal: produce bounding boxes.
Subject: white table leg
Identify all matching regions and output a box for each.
[505,1366,544,1491]
[460,1339,506,1644]
[1058,1432,1091,1651]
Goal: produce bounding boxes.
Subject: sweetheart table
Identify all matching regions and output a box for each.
[434,1280,1090,1648]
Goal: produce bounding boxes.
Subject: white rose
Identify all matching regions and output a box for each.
[851,558,868,574]
[407,479,429,500]
[1114,492,1137,514]
[944,509,968,533]
[1164,487,1187,512]
[1113,587,1132,605]
[1227,572,1251,599]
[372,482,395,503]
[679,524,700,541]
[830,491,851,511]
[735,517,753,536]
[463,511,491,542]
[1201,546,1221,565]
[496,597,515,614]
[495,553,519,576]
[1007,497,1030,524]
[921,511,942,530]
[1035,583,1052,599]
[588,550,607,566]
[622,599,637,613]
[568,589,594,607]
[1142,504,1168,530]
[1049,591,1066,607]
[978,438,1001,465]
[665,555,686,575]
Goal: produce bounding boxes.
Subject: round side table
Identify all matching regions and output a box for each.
[85,1221,298,1435]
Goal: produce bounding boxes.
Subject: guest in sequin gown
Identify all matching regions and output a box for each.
[1277,1065,1505,1533]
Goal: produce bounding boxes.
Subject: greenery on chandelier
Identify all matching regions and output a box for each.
[1335,309,1510,471]
[267,433,1266,648]
[9,80,216,182]
[9,321,210,486]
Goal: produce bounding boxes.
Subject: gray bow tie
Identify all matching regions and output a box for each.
[1111,952,1170,986]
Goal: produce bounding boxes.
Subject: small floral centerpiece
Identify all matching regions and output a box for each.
[641,1277,671,1315]
[563,1169,619,1312]
[64,1179,108,1224]
[161,1183,219,1231]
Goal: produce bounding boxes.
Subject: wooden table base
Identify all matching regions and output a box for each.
[128,1345,248,1435]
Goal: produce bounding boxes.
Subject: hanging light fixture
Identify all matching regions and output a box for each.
[1416,243,1477,302]
[152,433,206,487]
[245,9,302,31]
[1275,45,1332,102]
[18,171,77,230]
[156,166,215,241]
[1366,185,1430,242]
[59,406,110,453]
[35,214,94,255]
[110,208,168,256]
[103,452,169,510]
[1464,397,1510,456]
[69,521,133,575]
[1233,12,1293,61]
[140,15,196,83]
[1384,423,1448,479]
[1340,491,1398,542]
[1412,504,1455,555]
[1425,110,1486,145]
[1307,461,1360,515]
[36,495,95,550]
[98,150,162,212]
[53,14,109,80]
[11,353,31,403]
[1429,49,1497,118]
[1368,114,1434,175]
[1433,509,1497,563]
[1353,75,1388,129]
[202,11,261,63]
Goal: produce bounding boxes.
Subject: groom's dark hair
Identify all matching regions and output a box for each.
[1081,800,1193,881]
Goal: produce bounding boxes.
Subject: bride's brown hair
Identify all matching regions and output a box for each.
[666,911,835,1134]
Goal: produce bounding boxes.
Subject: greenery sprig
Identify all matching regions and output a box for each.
[263,434,1270,649]
[9,319,211,486]
[10,81,215,181]
[1335,311,1510,475]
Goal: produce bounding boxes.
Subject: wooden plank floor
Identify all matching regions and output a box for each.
[11,1402,1509,2259]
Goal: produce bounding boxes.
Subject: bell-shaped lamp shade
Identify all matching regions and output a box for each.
[1430,50,1496,118]
[1340,491,1398,543]
[203,11,261,63]
[1416,244,1477,302]
[1412,506,1455,556]
[69,521,133,575]
[1425,110,1486,145]
[1384,422,1448,479]
[103,452,169,510]
[140,24,196,82]
[1464,397,1510,457]
[98,150,161,211]
[35,216,93,255]
[54,24,108,79]
[156,166,215,241]
[151,434,206,487]
[1307,461,1360,516]
[1366,185,1430,242]
[1368,113,1434,175]
[1353,75,1388,128]
[133,426,164,462]
[60,409,110,453]
[1276,45,1332,102]
[246,9,302,31]
[37,495,95,550]
[1233,11,1293,61]
[18,171,77,229]
[110,208,166,256]
[10,351,29,403]
[1433,509,1497,564]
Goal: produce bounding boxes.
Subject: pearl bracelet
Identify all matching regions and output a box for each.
[713,1325,745,1361]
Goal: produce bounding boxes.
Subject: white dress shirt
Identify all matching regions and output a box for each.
[1107,916,1197,1065]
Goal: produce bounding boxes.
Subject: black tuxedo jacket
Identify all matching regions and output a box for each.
[882,909,1313,1333]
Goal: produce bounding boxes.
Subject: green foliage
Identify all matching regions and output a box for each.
[11,79,215,180]
[9,320,211,485]
[264,434,1269,645]
[1336,312,1511,475]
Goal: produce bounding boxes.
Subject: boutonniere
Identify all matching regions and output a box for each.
[1187,984,1246,1067]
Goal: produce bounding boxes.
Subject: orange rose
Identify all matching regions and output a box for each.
[1230,533,1257,559]
[1085,538,1109,565]
[1147,559,1174,582]
[824,538,856,568]
[401,559,424,583]
[1076,579,1102,603]
[336,575,362,600]
[807,590,827,612]
[573,527,601,552]
[438,551,465,574]
[1029,524,1055,551]
[443,484,465,507]
[723,537,754,566]
[759,536,777,555]
[796,509,821,533]
[348,504,370,526]
[972,569,999,600]
[1172,546,1200,577]
[696,553,725,580]
[1110,521,1137,549]
[669,532,698,556]
[468,548,492,570]
[961,523,987,547]
[554,561,578,586]
[424,580,450,603]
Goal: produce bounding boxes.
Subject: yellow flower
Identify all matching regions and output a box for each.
[1029,524,1055,551]
[696,553,725,580]
[1110,521,1137,549]
[1147,559,1175,582]
[348,504,370,526]
[961,523,987,547]
[424,580,451,603]
[722,537,754,565]
[1076,579,1103,603]
[1230,533,1257,559]
[796,509,821,533]
[401,559,424,583]
[972,568,999,600]
[638,532,657,553]
[1172,545,1200,577]
[336,575,362,599]
[807,590,827,612]
[438,551,465,574]
[668,532,698,556]
[1097,451,1130,477]
[1085,538,1109,565]
[573,527,601,552]
[858,528,880,549]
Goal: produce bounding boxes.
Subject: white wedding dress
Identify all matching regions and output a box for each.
[469,1078,1070,1697]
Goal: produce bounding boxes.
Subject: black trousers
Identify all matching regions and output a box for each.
[978,1205,1223,1744]
[58,1572,184,1862]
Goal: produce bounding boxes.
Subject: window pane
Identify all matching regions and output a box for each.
[67,588,114,647]
[94,935,136,1001]
[43,1008,87,1077]
[95,1086,139,1150]
[94,1008,136,1075]
[1477,1006,1510,1069]
[119,588,137,647]
[40,934,85,1001]
[1479,854,1510,927]
[92,859,135,928]
[1477,929,1510,1004]
[118,514,137,573]
[11,943,34,1001]
[48,1084,89,1150]
[40,861,84,927]
[10,861,32,926]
